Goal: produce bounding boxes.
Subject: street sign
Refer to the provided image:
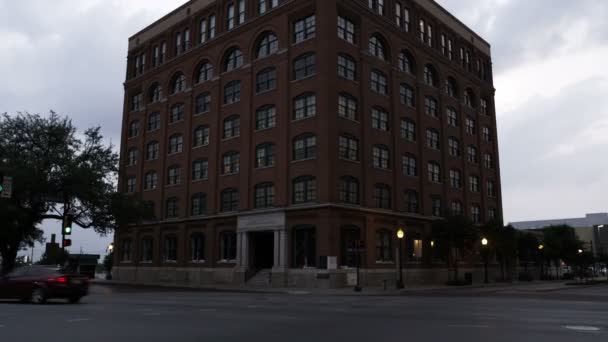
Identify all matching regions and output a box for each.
[0,176,12,199]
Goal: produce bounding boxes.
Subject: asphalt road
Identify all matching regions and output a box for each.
[1,284,607,342]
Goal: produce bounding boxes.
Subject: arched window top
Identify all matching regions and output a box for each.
[170,72,186,94]
[369,33,389,61]
[398,49,415,73]
[148,82,162,103]
[255,31,279,58]
[195,61,214,83]
[223,47,243,72]
[424,64,438,87]
[464,88,476,107]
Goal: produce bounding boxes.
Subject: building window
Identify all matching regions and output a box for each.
[224,80,241,104]
[237,0,246,24]
[337,54,357,80]
[466,117,476,135]
[431,197,442,216]
[372,145,390,169]
[424,65,437,87]
[370,70,388,95]
[447,39,453,60]
[256,32,279,58]
[369,34,388,61]
[149,84,162,103]
[293,176,317,203]
[222,151,240,175]
[126,176,136,193]
[219,231,237,260]
[165,198,179,219]
[208,15,216,39]
[293,134,316,160]
[148,112,161,131]
[402,154,417,177]
[195,93,211,114]
[484,153,494,169]
[131,93,143,111]
[424,96,438,118]
[469,175,480,193]
[401,119,416,142]
[169,103,185,123]
[341,226,361,267]
[170,73,186,94]
[395,1,402,27]
[339,135,359,161]
[167,165,181,185]
[445,78,458,98]
[255,143,275,168]
[223,115,240,139]
[398,50,414,73]
[450,201,463,216]
[449,169,461,188]
[426,128,440,150]
[428,161,441,183]
[482,126,492,142]
[467,145,478,163]
[400,84,415,107]
[256,67,277,93]
[190,233,205,262]
[227,3,235,30]
[128,120,139,138]
[220,189,239,212]
[337,16,355,43]
[146,141,159,161]
[488,208,497,220]
[371,107,389,131]
[448,137,460,157]
[293,53,316,80]
[374,184,391,209]
[294,15,316,43]
[293,226,316,268]
[168,134,183,154]
[192,159,209,181]
[404,190,419,213]
[141,238,153,262]
[293,93,316,120]
[339,176,359,204]
[487,180,496,197]
[196,62,214,83]
[376,230,392,262]
[255,183,275,208]
[144,171,158,190]
[223,48,243,72]
[481,98,489,115]
[464,88,476,107]
[255,105,276,130]
[333,95,357,124]
[120,239,132,262]
[127,148,138,166]
[369,0,384,15]
[446,107,458,127]
[471,205,481,223]
[191,193,207,216]
[200,18,208,44]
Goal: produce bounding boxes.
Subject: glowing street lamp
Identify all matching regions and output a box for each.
[396,228,405,289]
[538,244,544,251]
[481,237,489,284]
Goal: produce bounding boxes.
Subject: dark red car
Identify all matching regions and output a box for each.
[0,266,89,304]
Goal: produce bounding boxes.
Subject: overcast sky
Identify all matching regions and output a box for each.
[1,0,607,260]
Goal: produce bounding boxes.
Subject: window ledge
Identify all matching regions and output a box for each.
[291,158,316,164]
[291,115,316,123]
[254,126,275,133]
[339,158,360,164]
[222,136,240,142]
[167,151,183,156]
[292,37,315,47]
[192,144,210,150]
[218,259,236,264]
[255,165,275,170]
[338,116,359,124]
[220,172,239,177]
[291,73,317,83]
[375,261,395,265]
[190,260,206,264]
[372,167,392,172]
[255,88,277,96]
[192,178,209,183]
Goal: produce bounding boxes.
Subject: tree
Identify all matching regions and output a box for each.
[103,251,114,277]
[432,215,479,282]
[0,112,152,274]
[480,221,517,281]
[516,231,539,275]
[38,249,70,266]
[542,225,583,279]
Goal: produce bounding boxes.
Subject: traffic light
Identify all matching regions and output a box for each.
[63,239,72,247]
[63,216,73,235]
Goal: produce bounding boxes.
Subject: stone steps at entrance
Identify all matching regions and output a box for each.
[247,269,272,288]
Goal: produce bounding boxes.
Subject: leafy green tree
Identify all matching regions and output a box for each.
[103,251,114,276]
[432,215,479,282]
[480,221,518,281]
[0,112,152,274]
[542,225,583,278]
[516,231,540,274]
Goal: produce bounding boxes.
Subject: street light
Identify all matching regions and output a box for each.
[538,244,544,250]
[108,243,114,252]
[396,228,405,289]
[578,249,583,254]
[481,237,489,284]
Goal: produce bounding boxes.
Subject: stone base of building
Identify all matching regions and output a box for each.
[112,266,506,289]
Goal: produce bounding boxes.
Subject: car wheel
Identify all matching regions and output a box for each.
[30,288,47,304]
[68,296,81,304]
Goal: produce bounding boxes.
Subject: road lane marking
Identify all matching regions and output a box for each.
[563,325,601,332]
[66,318,91,323]
[448,324,490,329]
[143,312,162,316]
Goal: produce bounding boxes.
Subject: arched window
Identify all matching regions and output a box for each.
[169,103,184,123]
[170,72,186,94]
[337,54,357,80]
[255,105,276,130]
[195,92,211,114]
[464,88,476,107]
[146,141,159,161]
[255,142,275,168]
[224,80,241,104]
[369,34,388,61]
[162,235,178,261]
[168,134,183,154]
[338,134,359,161]
[341,226,361,267]
[196,61,214,83]
[223,115,240,139]
[293,225,316,268]
[376,229,393,262]
[190,233,205,261]
[372,144,390,169]
[192,159,209,181]
[127,148,138,166]
[445,77,458,97]
[398,50,414,73]
[219,231,237,260]
[148,112,161,131]
[256,67,277,93]
[193,125,210,147]
[144,171,158,190]
[424,64,438,87]
[128,120,139,138]
[293,133,316,160]
[374,184,391,209]
[222,151,240,175]
[427,161,441,183]
[293,176,316,203]
[254,182,275,208]
[149,83,162,103]
[167,165,181,185]
[255,32,279,58]
[165,198,179,219]
[293,93,316,119]
[223,47,243,72]
[220,189,238,212]
[191,193,207,216]
[339,176,359,204]
[293,52,316,80]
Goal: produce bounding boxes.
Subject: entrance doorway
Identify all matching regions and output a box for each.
[250,231,274,269]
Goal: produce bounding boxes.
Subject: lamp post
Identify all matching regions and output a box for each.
[538,244,544,279]
[108,243,114,253]
[481,238,489,284]
[396,228,405,289]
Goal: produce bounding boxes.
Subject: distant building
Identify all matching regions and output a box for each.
[510,213,608,256]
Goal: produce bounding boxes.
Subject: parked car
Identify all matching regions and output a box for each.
[0,266,89,304]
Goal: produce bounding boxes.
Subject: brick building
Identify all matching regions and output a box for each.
[114,0,502,287]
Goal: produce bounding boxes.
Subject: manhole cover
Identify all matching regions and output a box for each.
[563,325,601,332]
